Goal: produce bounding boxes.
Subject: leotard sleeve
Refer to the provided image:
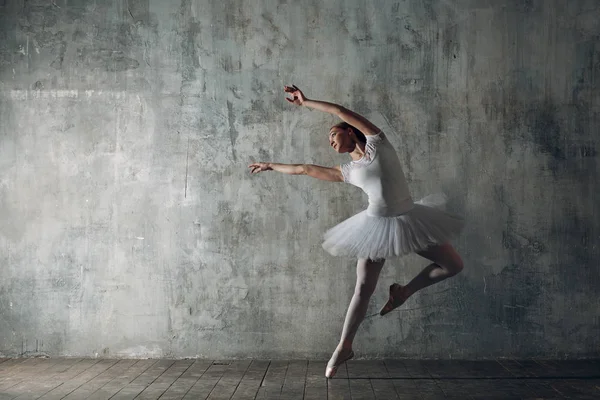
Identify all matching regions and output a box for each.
[366,131,385,144]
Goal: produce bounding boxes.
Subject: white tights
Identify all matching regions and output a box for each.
[331,243,464,361]
[338,258,385,348]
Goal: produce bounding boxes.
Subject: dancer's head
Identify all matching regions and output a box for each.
[328,122,366,153]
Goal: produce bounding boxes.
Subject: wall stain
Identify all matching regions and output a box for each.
[226,101,238,161]
[482,66,598,177]
[77,48,139,71]
[488,265,544,329]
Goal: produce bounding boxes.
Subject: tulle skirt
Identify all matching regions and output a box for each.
[322,194,464,260]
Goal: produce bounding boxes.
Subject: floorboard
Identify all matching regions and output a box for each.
[327,360,351,400]
[206,360,252,400]
[156,360,213,400]
[38,359,120,400]
[303,361,327,400]
[86,359,159,400]
[230,360,270,400]
[255,360,289,399]
[280,360,308,400]
[135,359,195,399]
[0,357,598,399]
[110,359,175,400]
[11,358,85,399]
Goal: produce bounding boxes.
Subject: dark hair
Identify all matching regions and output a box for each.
[330,122,367,143]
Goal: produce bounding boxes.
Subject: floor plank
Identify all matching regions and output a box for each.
[61,359,139,399]
[424,359,472,379]
[384,360,421,398]
[383,359,411,378]
[520,379,566,398]
[230,360,270,400]
[38,359,121,400]
[156,360,213,400]
[496,358,574,397]
[182,361,234,400]
[303,361,327,400]
[108,359,176,400]
[347,360,375,399]
[370,379,398,400]
[496,359,548,377]
[435,378,536,399]
[548,378,600,399]
[327,361,351,400]
[280,360,308,399]
[0,358,59,390]
[364,361,397,400]
[402,360,448,399]
[204,359,252,400]
[86,359,159,400]
[134,359,195,399]
[9,358,85,399]
[0,358,32,375]
[544,359,600,377]
[0,358,64,392]
[255,360,289,399]
[0,357,598,400]
[397,359,431,378]
[454,360,514,378]
[28,358,103,398]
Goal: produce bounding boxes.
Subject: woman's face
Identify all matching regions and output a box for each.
[329,127,352,153]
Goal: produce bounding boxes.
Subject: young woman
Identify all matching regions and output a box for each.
[249,85,465,378]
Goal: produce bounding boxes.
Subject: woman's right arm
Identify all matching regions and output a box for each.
[249,162,343,182]
[284,85,381,135]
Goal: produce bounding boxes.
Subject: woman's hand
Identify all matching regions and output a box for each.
[284,85,307,106]
[248,162,272,174]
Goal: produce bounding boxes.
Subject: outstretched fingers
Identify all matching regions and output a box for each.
[284,85,295,102]
[283,84,303,104]
[249,163,269,174]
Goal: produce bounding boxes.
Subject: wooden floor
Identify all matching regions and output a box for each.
[0,357,598,399]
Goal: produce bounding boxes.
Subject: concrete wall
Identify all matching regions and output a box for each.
[1,0,598,359]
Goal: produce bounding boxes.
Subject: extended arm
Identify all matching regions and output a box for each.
[284,85,381,135]
[249,162,343,182]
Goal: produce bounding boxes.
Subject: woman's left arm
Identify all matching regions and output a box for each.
[284,85,381,135]
[249,162,343,182]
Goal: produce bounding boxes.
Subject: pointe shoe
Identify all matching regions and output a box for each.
[325,349,354,379]
[379,283,406,316]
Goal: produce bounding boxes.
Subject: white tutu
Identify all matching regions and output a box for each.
[322,194,464,260]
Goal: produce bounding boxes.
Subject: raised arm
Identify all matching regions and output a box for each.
[284,85,381,135]
[249,162,343,182]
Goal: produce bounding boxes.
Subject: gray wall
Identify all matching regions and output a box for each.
[1,0,599,359]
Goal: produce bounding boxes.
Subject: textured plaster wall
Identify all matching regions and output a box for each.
[0,0,599,359]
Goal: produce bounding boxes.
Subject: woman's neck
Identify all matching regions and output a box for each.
[350,141,366,161]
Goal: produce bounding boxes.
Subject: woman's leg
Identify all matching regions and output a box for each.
[328,258,385,366]
[392,242,464,307]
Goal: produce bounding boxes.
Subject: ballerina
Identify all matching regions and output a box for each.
[249,85,465,378]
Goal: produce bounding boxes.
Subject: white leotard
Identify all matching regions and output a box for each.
[340,132,414,217]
